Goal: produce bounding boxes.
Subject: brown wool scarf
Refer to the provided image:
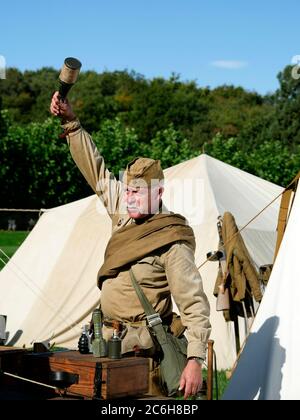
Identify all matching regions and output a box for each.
[97,213,195,288]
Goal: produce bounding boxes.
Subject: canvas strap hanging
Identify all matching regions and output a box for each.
[274,170,300,262]
[216,217,230,311]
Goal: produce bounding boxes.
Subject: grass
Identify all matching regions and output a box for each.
[213,370,229,400]
[203,368,229,400]
[0,230,29,270]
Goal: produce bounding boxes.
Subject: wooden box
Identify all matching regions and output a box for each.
[24,351,149,399]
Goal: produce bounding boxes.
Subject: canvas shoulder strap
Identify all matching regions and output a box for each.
[129,268,168,345]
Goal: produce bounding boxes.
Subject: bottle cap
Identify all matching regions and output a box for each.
[112,329,118,338]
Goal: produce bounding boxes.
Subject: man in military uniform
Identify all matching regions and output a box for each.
[50,92,211,399]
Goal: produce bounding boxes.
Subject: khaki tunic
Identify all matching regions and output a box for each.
[63,119,211,360]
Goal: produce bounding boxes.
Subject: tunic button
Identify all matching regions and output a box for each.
[117,219,122,226]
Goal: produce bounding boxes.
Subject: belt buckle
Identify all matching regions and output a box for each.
[147,314,162,328]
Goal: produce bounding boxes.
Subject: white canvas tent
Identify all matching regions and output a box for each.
[223,185,300,400]
[0,154,283,369]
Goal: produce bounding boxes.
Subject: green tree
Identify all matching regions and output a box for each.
[23,67,58,123]
[0,68,34,123]
[0,96,5,137]
[247,140,300,186]
[1,115,200,209]
[0,117,91,208]
[125,75,210,145]
[0,67,271,151]
[3,63,300,206]
[203,133,249,171]
[268,65,300,146]
[92,119,198,175]
[208,85,270,139]
[145,124,198,169]
[92,117,143,177]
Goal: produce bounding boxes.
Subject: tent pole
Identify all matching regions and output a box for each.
[206,339,214,400]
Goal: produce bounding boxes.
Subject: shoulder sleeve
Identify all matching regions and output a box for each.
[64,119,123,218]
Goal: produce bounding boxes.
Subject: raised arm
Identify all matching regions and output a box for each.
[50,92,123,217]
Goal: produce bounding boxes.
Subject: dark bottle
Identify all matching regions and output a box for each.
[108,329,122,359]
[78,325,90,354]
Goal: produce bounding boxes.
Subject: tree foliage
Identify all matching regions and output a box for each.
[1,63,300,207]
[0,116,196,207]
[0,116,91,208]
[144,124,198,168]
[0,68,269,147]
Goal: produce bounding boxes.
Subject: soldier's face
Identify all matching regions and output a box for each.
[124,185,163,219]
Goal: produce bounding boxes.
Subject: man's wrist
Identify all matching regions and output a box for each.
[188,357,204,366]
[60,118,81,138]
[61,114,76,125]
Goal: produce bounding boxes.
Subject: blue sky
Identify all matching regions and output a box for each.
[0,0,299,94]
